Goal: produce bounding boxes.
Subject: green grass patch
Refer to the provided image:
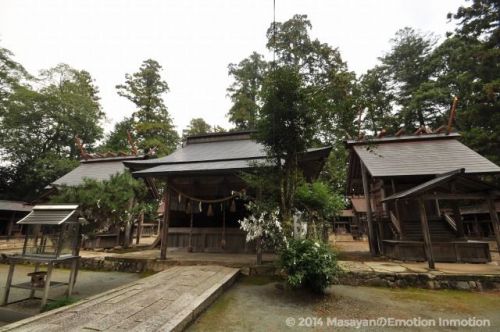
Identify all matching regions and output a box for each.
[239,275,281,286]
[42,296,78,312]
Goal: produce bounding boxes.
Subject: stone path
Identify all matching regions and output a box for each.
[0,265,239,332]
[338,260,500,275]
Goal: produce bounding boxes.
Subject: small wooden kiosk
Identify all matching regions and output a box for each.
[1,205,81,310]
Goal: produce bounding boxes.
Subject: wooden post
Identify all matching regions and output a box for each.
[487,197,500,253]
[188,208,194,252]
[2,263,15,305]
[452,202,465,238]
[67,258,78,297]
[29,263,40,299]
[361,162,378,256]
[123,198,135,249]
[136,212,144,245]
[7,212,15,238]
[41,262,54,309]
[221,205,226,250]
[256,188,263,265]
[418,198,435,269]
[160,186,171,260]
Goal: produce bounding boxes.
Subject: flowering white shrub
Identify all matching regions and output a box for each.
[238,202,287,249]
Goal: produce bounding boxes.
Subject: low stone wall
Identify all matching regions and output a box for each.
[338,271,500,291]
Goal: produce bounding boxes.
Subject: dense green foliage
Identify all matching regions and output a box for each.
[295,181,345,220]
[50,172,149,238]
[227,52,267,130]
[182,118,226,139]
[116,59,179,156]
[0,62,104,200]
[280,239,340,293]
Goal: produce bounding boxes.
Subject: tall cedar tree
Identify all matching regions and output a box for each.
[116,59,179,155]
[256,66,315,226]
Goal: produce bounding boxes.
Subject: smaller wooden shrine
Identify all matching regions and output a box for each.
[346,131,500,268]
[1,205,82,310]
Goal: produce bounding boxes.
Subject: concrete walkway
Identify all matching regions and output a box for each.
[0,265,239,332]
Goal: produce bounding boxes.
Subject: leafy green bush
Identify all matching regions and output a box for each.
[280,239,340,293]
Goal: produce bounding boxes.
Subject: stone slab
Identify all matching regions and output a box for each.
[0,265,239,332]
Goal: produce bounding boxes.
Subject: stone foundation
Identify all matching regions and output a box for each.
[338,271,500,291]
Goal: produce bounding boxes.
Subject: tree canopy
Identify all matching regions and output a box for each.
[116,59,179,156]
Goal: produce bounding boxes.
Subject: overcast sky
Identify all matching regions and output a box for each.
[0,0,466,134]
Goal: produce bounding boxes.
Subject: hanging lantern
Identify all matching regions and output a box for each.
[186,200,192,214]
[178,193,182,204]
[199,201,202,212]
[230,199,236,213]
[207,204,214,217]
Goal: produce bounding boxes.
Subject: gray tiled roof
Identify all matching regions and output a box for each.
[133,158,270,176]
[353,136,500,177]
[127,131,331,176]
[50,156,146,188]
[125,138,266,168]
[0,200,32,212]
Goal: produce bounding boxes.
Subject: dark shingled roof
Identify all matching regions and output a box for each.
[17,205,79,225]
[49,155,146,188]
[127,131,331,176]
[349,133,500,177]
[0,200,33,212]
[124,132,265,169]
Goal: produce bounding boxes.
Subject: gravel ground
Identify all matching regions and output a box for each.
[188,275,500,332]
[0,264,142,326]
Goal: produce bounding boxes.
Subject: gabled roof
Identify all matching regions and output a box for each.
[0,200,32,212]
[348,133,500,178]
[127,131,332,177]
[17,205,79,225]
[124,131,264,170]
[49,155,147,188]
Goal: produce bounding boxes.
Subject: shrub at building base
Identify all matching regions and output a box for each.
[280,238,340,293]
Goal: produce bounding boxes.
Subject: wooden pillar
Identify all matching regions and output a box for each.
[188,207,194,252]
[136,212,144,245]
[123,197,135,249]
[487,197,500,253]
[221,205,226,250]
[256,188,263,265]
[29,264,40,299]
[452,202,465,238]
[41,262,54,309]
[67,258,78,297]
[160,186,171,260]
[418,198,435,269]
[7,212,15,238]
[2,263,15,305]
[361,162,378,256]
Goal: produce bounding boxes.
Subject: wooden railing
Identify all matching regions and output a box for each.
[389,211,402,237]
[443,212,458,232]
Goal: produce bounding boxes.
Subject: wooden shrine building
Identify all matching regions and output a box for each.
[346,132,500,268]
[125,131,331,259]
[0,200,32,237]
